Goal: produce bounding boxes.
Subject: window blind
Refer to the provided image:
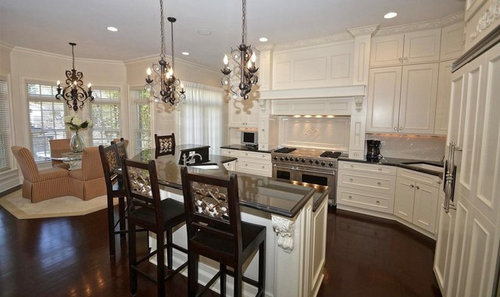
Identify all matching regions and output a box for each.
[0,78,11,171]
[26,82,67,163]
[90,87,121,146]
[130,88,151,153]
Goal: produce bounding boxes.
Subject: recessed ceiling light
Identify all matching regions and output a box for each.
[384,12,398,19]
[181,52,190,56]
[197,29,212,36]
[259,37,268,43]
[107,26,118,32]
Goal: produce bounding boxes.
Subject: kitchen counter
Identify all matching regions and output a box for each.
[132,148,327,217]
[135,147,329,297]
[220,144,272,153]
[339,156,444,178]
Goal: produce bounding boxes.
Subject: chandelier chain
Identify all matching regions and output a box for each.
[159,0,166,58]
[241,0,246,44]
[71,44,75,69]
[170,19,175,69]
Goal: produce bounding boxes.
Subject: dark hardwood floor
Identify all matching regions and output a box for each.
[0,202,441,297]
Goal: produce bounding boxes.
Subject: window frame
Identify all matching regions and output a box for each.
[129,86,152,154]
[26,80,68,164]
[0,75,13,172]
[89,86,122,146]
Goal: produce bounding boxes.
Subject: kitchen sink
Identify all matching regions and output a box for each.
[402,162,443,173]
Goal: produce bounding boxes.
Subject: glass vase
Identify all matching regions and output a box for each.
[70,131,85,153]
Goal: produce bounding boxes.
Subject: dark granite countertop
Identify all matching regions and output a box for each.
[338,156,444,178]
[220,144,272,153]
[132,148,324,217]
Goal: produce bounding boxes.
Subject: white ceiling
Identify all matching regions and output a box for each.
[0,0,465,70]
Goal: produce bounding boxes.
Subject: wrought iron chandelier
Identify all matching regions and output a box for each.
[56,42,94,112]
[221,0,258,100]
[145,0,185,106]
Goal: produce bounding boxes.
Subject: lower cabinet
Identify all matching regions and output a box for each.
[220,148,272,177]
[222,160,236,171]
[338,161,442,237]
[394,168,440,234]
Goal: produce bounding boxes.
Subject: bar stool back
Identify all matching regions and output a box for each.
[180,167,266,297]
[154,133,175,158]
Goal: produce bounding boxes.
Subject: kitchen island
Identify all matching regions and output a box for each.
[131,148,329,297]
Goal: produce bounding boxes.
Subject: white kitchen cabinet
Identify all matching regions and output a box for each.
[309,196,328,297]
[366,63,438,134]
[228,99,260,128]
[440,22,464,61]
[370,29,441,67]
[394,168,441,234]
[222,160,236,171]
[220,148,272,177]
[434,61,453,135]
[337,161,396,214]
[398,63,439,134]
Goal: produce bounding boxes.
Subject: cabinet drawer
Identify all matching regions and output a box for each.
[236,161,272,177]
[338,189,393,213]
[397,168,441,187]
[221,149,238,157]
[240,151,271,161]
[340,161,396,175]
[339,171,395,194]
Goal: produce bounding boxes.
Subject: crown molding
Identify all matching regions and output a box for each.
[124,53,218,74]
[375,12,465,36]
[0,41,14,50]
[11,46,125,65]
[347,24,380,37]
[272,32,353,51]
[469,0,500,41]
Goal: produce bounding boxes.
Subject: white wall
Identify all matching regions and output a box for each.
[0,43,12,76]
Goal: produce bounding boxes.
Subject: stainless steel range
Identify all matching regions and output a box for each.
[271,147,343,206]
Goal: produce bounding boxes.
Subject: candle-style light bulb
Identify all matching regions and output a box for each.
[251,52,256,63]
[87,83,92,89]
[57,80,60,86]
[146,68,152,76]
[180,83,184,90]
[247,60,252,69]
[167,68,173,78]
[223,54,229,65]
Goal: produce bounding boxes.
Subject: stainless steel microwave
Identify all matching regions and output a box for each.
[241,131,258,146]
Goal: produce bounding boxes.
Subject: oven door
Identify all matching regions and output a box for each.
[295,166,336,205]
[272,164,295,182]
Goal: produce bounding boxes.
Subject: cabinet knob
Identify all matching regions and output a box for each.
[378,168,382,171]
[399,127,403,131]
[377,182,382,186]
[349,178,354,182]
[416,186,420,190]
[399,57,404,63]
[410,184,415,188]
[348,195,353,199]
[261,166,265,169]
[350,164,354,168]
[245,164,248,167]
[376,200,380,204]
[394,127,398,131]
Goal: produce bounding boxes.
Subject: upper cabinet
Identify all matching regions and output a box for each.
[370,29,441,67]
[367,63,438,134]
[440,22,465,61]
[228,99,260,128]
[272,41,354,90]
[434,61,454,135]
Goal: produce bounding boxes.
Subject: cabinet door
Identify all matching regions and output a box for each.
[399,63,439,134]
[403,29,441,64]
[228,99,259,127]
[394,177,415,222]
[434,61,453,135]
[366,67,402,133]
[370,34,405,67]
[440,22,464,61]
[413,183,439,233]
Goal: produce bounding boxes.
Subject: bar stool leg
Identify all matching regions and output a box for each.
[220,264,227,297]
[234,263,243,297]
[118,197,126,238]
[157,231,166,297]
[166,229,173,269]
[106,194,115,256]
[129,222,138,295]
[258,240,266,297]
[188,251,199,297]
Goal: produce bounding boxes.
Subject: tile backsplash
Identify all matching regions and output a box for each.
[366,134,446,162]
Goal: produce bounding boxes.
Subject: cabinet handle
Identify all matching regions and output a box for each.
[245,164,248,167]
[394,127,398,131]
[410,184,415,188]
[376,200,380,204]
[348,195,353,199]
[377,182,382,186]
[399,127,403,131]
[416,186,420,190]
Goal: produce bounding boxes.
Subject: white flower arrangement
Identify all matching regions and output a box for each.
[64,115,92,132]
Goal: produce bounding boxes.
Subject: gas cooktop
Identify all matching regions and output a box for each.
[271,148,345,169]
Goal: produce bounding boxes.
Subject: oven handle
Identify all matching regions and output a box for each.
[294,166,336,176]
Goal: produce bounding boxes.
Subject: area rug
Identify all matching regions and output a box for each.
[0,190,111,219]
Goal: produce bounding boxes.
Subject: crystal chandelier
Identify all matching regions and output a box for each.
[221,0,259,100]
[145,0,185,106]
[56,42,94,112]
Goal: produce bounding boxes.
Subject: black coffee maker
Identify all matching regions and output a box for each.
[366,140,382,162]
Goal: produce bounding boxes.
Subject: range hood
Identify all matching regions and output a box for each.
[258,85,366,100]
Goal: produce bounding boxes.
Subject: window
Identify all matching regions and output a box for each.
[90,88,121,146]
[179,83,225,154]
[27,82,67,162]
[130,88,152,153]
[0,78,11,171]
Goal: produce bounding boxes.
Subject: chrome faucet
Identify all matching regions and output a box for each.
[183,151,203,165]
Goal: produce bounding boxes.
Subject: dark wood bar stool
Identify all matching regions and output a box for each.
[98,144,127,256]
[122,159,187,297]
[180,167,266,297]
[154,133,175,158]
